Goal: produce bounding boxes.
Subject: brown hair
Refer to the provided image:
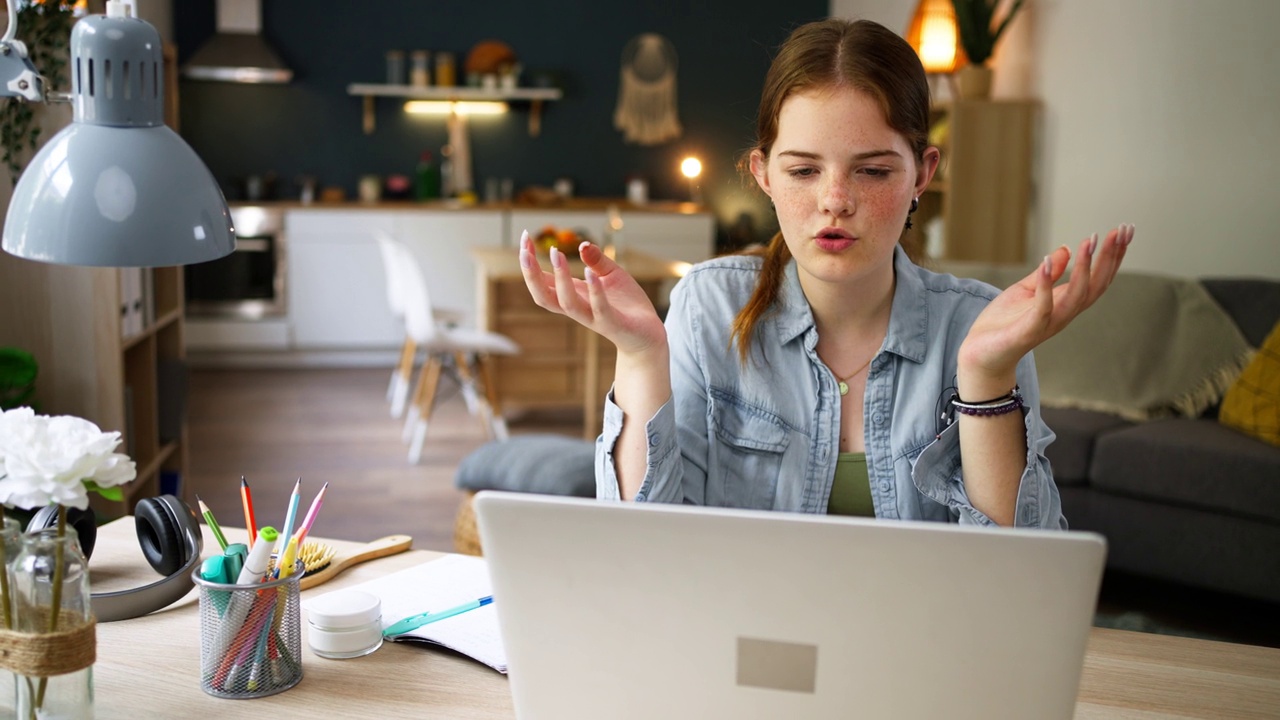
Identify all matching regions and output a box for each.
[730,18,932,365]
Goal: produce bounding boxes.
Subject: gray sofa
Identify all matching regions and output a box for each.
[1044,278,1280,605]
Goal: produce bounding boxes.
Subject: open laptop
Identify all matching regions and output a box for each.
[474,491,1106,720]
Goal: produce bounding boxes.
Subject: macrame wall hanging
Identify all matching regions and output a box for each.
[614,33,682,145]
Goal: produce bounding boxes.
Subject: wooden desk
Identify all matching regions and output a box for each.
[9,519,1278,719]
[472,246,684,439]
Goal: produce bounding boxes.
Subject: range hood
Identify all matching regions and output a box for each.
[182,0,292,84]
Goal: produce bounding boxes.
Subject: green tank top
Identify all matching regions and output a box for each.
[828,452,874,517]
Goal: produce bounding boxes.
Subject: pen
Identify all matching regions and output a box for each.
[222,543,248,581]
[197,495,229,551]
[383,595,493,637]
[275,535,299,580]
[240,476,257,548]
[237,527,279,585]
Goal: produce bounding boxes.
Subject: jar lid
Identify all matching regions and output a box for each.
[306,589,382,628]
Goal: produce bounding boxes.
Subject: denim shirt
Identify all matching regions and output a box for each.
[597,245,1066,529]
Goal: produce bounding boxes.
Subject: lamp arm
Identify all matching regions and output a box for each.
[0,40,46,102]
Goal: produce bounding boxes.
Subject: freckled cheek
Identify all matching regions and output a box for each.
[856,185,908,220]
[771,183,907,222]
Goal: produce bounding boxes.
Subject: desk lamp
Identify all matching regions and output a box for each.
[0,1,234,267]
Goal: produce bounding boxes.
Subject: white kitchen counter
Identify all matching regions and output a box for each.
[187,203,715,363]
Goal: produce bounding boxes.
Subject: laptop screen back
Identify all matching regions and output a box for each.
[474,491,1106,720]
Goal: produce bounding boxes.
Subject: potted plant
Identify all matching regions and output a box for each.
[0,0,79,183]
[951,0,1027,99]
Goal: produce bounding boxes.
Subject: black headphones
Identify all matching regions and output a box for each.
[26,494,204,623]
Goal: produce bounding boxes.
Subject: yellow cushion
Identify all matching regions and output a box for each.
[1219,320,1280,447]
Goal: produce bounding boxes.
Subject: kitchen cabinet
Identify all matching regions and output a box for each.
[285,208,505,350]
[472,247,682,438]
[909,99,1037,264]
[189,204,713,357]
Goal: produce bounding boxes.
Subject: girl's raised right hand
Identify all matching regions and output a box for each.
[518,230,668,357]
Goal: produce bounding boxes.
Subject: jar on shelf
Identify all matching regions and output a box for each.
[435,52,456,87]
[410,50,430,87]
[385,50,405,85]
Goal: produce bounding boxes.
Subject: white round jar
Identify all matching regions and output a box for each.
[306,589,383,659]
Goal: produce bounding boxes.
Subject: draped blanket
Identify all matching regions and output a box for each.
[1034,273,1254,421]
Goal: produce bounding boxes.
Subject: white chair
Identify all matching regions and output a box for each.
[375,232,464,419]
[383,236,519,464]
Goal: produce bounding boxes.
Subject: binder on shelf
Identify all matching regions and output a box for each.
[119,268,145,338]
[141,268,155,328]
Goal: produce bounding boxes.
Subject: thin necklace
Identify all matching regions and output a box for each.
[828,353,875,396]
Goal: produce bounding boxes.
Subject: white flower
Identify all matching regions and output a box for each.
[0,407,137,510]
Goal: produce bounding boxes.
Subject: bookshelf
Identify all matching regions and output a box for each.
[0,262,189,519]
[908,99,1037,264]
[0,42,189,520]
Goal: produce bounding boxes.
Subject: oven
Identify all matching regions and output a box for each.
[185,205,287,318]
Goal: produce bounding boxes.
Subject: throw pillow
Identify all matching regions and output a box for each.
[1219,320,1280,447]
[455,434,597,497]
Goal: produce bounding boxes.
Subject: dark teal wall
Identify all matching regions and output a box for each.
[173,1,828,248]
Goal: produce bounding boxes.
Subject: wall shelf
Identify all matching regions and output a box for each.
[346,84,563,136]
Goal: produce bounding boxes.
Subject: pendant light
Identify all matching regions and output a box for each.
[1,2,234,268]
[905,0,968,74]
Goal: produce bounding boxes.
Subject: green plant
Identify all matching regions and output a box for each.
[952,0,1027,67]
[0,347,37,410]
[0,0,77,184]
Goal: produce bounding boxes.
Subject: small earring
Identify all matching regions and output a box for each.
[905,196,919,230]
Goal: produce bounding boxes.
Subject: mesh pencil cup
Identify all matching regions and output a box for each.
[193,562,304,699]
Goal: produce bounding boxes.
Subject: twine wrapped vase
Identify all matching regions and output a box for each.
[2,527,95,720]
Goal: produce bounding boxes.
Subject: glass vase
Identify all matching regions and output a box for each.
[1,515,21,630]
[11,527,94,720]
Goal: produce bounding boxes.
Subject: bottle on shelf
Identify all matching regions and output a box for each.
[439,144,455,199]
[415,151,441,201]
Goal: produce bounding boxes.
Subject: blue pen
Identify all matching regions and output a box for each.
[383,596,493,637]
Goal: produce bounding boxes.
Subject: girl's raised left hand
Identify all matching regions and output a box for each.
[958,224,1135,385]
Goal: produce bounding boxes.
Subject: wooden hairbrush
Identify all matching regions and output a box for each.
[298,534,413,590]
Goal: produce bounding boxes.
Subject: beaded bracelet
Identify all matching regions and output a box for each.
[951,386,1024,417]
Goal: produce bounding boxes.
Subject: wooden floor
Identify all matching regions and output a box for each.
[186,367,580,553]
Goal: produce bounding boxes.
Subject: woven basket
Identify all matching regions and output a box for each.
[453,491,484,556]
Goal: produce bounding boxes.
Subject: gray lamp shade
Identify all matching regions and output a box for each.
[1,9,234,268]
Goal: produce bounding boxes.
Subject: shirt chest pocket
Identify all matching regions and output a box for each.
[708,395,791,509]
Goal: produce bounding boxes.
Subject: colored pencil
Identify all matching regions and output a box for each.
[196,496,229,551]
[278,478,301,553]
[240,476,257,548]
[292,481,329,545]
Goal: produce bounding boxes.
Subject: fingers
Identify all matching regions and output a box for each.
[519,230,563,313]
[1034,252,1055,327]
[1060,233,1096,313]
[578,241,623,278]
[548,246,590,321]
[1086,223,1134,301]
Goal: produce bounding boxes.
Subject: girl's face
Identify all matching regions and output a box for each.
[751,86,938,292]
